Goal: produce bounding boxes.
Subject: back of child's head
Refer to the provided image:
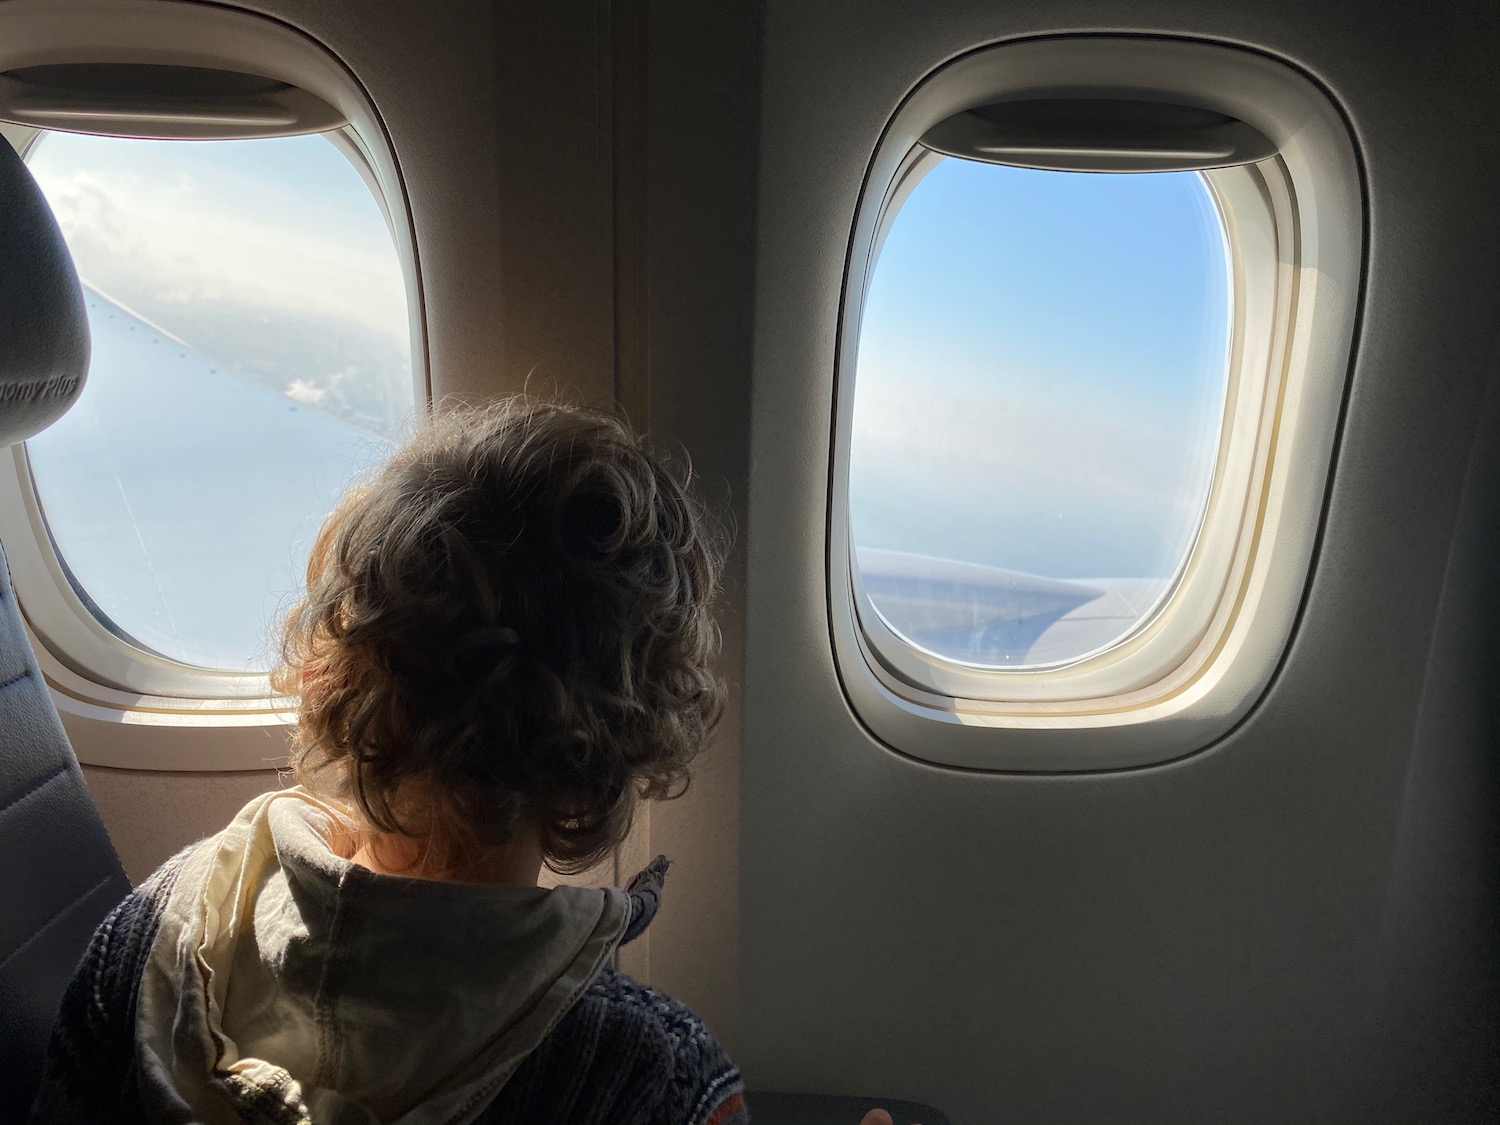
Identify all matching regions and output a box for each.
[272,397,725,876]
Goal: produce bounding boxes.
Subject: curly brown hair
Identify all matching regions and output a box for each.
[271,398,726,876]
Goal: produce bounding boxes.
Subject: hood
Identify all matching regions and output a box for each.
[133,787,632,1125]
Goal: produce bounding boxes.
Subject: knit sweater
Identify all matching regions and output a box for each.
[27,845,747,1125]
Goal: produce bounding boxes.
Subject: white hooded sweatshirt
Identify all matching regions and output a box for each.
[133,788,631,1125]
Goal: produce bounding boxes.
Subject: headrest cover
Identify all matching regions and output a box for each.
[0,136,88,447]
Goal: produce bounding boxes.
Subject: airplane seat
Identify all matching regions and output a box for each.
[0,135,132,1122]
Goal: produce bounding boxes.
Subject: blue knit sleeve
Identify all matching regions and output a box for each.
[662,1000,746,1125]
[622,854,671,945]
[478,965,747,1125]
[597,970,746,1125]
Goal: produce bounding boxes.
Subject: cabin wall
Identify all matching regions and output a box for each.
[738,0,1500,1121]
[63,1,1500,1119]
[1357,354,1500,1122]
[83,766,279,884]
[635,1,760,1045]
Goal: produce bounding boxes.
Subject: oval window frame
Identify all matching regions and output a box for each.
[0,0,427,766]
[828,36,1365,771]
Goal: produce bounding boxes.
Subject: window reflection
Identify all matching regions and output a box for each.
[849,159,1230,667]
[25,132,413,671]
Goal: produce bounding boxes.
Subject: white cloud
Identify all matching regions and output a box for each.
[283,378,329,407]
[34,166,409,347]
[851,352,1219,518]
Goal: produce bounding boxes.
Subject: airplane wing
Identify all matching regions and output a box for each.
[856,547,1170,667]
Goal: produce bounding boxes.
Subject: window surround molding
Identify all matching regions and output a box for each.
[0,0,427,769]
[828,36,1365,771]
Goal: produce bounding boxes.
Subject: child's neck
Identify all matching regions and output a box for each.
[350,830,543,887]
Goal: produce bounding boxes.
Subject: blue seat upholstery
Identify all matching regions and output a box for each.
[0,135,131,1122]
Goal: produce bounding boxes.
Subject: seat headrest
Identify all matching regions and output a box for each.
[0,136,89,448]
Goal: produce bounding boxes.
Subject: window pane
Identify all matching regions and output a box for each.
[850,159,1230,668]
[25,132,414,672]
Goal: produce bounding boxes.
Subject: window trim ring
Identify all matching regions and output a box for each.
[826,34,1365,771]
[0,0,426,741]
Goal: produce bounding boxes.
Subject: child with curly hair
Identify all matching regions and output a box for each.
[31,399,745,1125]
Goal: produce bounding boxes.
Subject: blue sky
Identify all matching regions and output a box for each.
[850,157,1230,580]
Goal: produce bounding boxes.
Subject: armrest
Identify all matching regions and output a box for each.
[745,1092,951,1125]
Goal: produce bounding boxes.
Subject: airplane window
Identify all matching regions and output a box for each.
[849,158,1230,668]
[24,131,414,672]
